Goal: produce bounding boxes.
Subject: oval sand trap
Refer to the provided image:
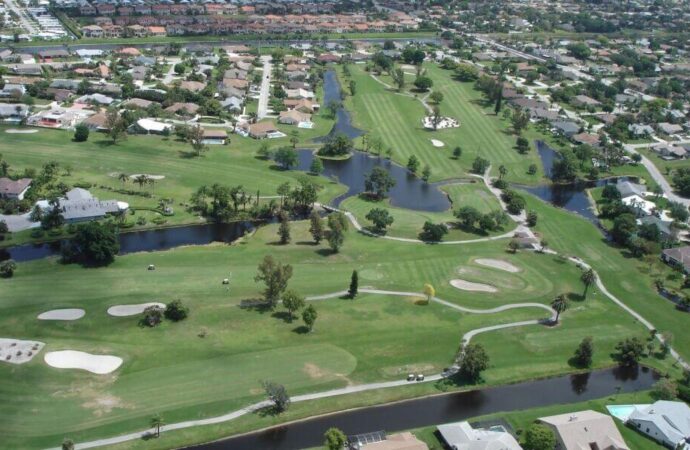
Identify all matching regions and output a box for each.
[5,129,38,134]
[430,139,444,147]
[107,302,165,317]
[38,309,85,321]
[45,350,122,374]
[450,279,498,293]
[129,174,165,180]
[474,258,521,273]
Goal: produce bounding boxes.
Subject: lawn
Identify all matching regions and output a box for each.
[0,118,341,247]
[341,63,544,185]
[524,192,690,364]
[0,217,665,449]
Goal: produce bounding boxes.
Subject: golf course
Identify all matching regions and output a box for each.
[0,63,687,450]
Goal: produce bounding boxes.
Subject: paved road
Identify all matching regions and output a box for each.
[622,143,690,207]
[257,55,272,119]
[4,0,38,35]
[162,57,182,84]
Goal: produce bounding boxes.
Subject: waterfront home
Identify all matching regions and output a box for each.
[661,246,690,273]
[437,421,522,449]
[36,188,128,223]
[627,401,690,449]
[539,410,629,450]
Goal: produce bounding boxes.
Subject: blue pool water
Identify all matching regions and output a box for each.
[606,404,640,421]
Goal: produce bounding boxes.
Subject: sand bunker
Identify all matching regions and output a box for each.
[0,338,44,364]
[44,350,123,374]
[129,174,165,180]
[107,302,165,317]
[474,258,521,273]
[5,129,38,134]
[450,279,498,293]
[430,139,445,147]
[38,308,85,321]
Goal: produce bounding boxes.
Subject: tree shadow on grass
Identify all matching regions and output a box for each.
[567,292,586,302]
[271,311,293,323]
[177,150,199,159]
[239,298,272,314]
[255,405,283,418]
[95,139,117,148]
[292,325,310,334]
[296,240,318,246]
[315,248,337,257]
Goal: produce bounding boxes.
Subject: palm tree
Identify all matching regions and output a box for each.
[118,173,128,189]
[581,268,596,299]
[148,177,156,194]
[150,414,164,438]
[551,294,569,324]
[134,174,149,190]
[498,165,507,180]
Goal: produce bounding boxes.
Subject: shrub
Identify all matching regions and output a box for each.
[141,305,163,327]
[164,300,189,322]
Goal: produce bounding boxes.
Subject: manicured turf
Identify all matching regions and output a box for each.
[343,64,543,185]
[340,181,509,239]
[524,192,690,363]
[0,218,663,449]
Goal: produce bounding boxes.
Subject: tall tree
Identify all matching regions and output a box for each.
[118,173,128,188]
[278,212,291,244]
[309,210,324,244]
[573,336,594,368]
[348,270,358,299]
[324,428,347,450]
[302,304,318,332]
[254,256,293,309]
[459,343,489,382]
[262,381,290,412]
[187,124,207,157]
[105,108,126,143]
[282,290,305,321]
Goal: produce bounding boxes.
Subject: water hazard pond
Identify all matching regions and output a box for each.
[187,366,658,450]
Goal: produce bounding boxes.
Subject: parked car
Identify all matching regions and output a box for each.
[407,373,415,381]
[416,374,425,381]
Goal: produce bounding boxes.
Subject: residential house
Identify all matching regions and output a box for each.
[75,93,115,106]
[627,401,690,449]
[530,108,559,121]
[201,129,228,145]
[165,102,200,117]
[661,246,690,273]
[284,98,318,113]
[132,118,172,135]
[220,97,242,113]
[638,216,674,242]
[0,178,32,200]
[82,25,104,38]
[652,144,687,159]
[285,88,315,100]
[178,81,207,93]
[622,195,657,217]
[539,410,629,450]
[657,122,684,136]
[238,121,280,139]
[572,95,601,108]
[279,109,311,126]
[123,98,154,109]
[0,83,26,98]
[628,124,654,137]
[37,188,128,223]
[356,432,428,450]
[437,421,523,450]
[0,104,30,122]
[616,180,647,199]
[81,112,109,132]
[552,120,581,137]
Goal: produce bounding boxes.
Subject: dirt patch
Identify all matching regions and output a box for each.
[381,363,436,377]
[82,394,129,417]
[450,279,498,293]
[303,363,353,386]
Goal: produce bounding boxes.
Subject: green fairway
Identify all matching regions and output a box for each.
[343,64,543,185]
[0,216,666,449]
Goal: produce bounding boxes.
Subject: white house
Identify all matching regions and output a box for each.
[627,401,690,449]
[437,421,523,450]
[0,177,32,200]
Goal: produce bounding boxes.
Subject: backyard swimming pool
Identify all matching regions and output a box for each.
[606,404,644,422]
